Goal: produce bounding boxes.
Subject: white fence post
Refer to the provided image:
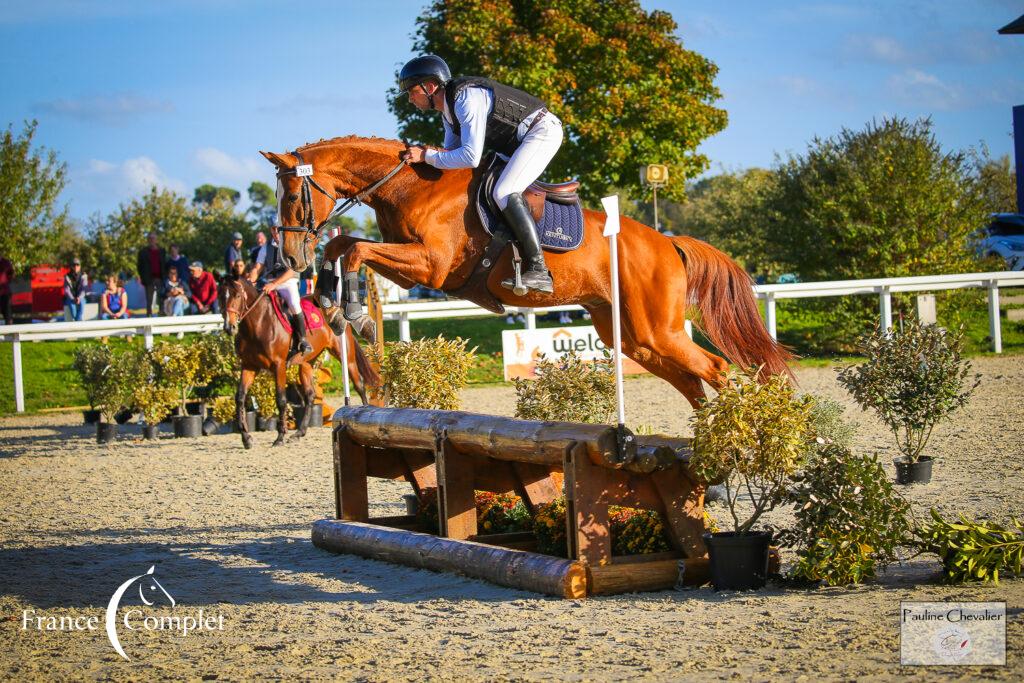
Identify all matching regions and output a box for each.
[399,312,411,342]
[879,287,893,331]
[525,310,536,330]
[764,294,777,340]
[988,282,1002,353]
[143,325,154,350]
[13,333,24,413]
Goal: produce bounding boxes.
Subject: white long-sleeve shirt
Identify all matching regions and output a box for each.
[424,86,492,170]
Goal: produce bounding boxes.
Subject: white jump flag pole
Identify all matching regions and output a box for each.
[601,195,632,462]
[333,228,351,406]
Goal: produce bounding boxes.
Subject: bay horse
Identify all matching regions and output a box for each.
[260,136,791,408]
[220,277,378,449]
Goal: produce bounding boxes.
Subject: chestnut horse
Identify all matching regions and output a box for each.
[260,136,791,407]
[220,278,378,448]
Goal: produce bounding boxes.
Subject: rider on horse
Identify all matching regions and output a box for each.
[398,54,563,294]
[258,224,313,356]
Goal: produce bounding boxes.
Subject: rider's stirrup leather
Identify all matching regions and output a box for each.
[500,193,554,294]
[290,313,313,354]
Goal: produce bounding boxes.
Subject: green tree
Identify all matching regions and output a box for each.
[391,0,727,202]
[193,184,241,209]
[247,180,277,225]
[0,120,70,272]
[88,188,194,278]
[763,117,987,349]
[971,151,1017,215]
[185,204,255,274]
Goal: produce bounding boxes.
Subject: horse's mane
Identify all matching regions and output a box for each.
[296,135,403,156]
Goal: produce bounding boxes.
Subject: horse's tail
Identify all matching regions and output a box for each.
[669,236,795,380]
[349,332,381,392]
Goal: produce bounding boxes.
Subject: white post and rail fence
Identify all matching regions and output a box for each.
[3,270,1023,413]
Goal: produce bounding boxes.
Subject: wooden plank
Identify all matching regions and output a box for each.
[437,438,477,540]
[568,444,611,565]
[511,461,562,512]
[312,520,587,599]
[587,556,710,594]
[651,468,708,558]
[368,514,422,530]
[399,447,437,493]
[337,431,368,521]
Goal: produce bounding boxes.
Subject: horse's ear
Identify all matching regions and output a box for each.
[260,151,293,169]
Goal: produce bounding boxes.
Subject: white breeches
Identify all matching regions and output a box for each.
[492,113,564,210]
[277,278,302,315]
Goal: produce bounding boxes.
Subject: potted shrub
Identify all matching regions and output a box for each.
[73,344,112,424]
[690,370,814,590]
[837,321,979,485]
[778,444,911,586]
[153,341,206,438]
[514,350,616,424]
[92,348,145,444]
[251,371,282,432]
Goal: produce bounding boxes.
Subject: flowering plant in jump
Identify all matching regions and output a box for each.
[533,497,671,557]
[415,488,530,535]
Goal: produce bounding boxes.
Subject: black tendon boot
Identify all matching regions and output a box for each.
[342,271,363,321]
[315,260,338,310]
[499,193,554,294]
[290,313,313,356]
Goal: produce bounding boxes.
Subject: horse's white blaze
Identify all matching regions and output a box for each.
[275,178,284,224]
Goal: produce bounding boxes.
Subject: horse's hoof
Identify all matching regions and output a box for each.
[272,436,285,447]
[289,431,306,442]
[351,315,376,344]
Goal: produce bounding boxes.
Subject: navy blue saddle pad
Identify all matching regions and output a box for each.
[475,169,585,253]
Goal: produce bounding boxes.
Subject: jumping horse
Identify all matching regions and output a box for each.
[260,136,791,408]
[220,277,378,449]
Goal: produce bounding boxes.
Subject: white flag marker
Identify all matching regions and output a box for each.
[600,195,626,429]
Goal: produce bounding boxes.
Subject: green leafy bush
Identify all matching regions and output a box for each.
[806,395,857,453]
[210,396,237,424]
[195,333,239,398]
[73,344,113,411]
[514,350,616,424]
[690,370,814,534]
[93,347,148,423]
[778,445,911,586]
[152,341,205,413]
[837,322,978,463]
[375,336,475,409]
[914,509,1023,584]
[129,349,178,426]
[250,372,287,420]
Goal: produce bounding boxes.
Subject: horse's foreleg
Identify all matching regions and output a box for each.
[272,363,288,447]
[290,363,314,441]
[236,368,255,450]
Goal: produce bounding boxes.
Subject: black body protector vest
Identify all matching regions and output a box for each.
[444,76,546,156]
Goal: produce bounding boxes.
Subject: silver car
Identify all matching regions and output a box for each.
[973,213,1024,271]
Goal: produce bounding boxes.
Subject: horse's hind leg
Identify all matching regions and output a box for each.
[236,368,255,450]
[290,363,315,441]
[272,362,288,447]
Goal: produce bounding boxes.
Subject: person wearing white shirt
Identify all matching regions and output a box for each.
[398,54,563,294]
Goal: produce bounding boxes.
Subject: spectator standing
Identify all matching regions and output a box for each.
[162,268,189,316]
[0,254,13,325]
[224,231,245,274]
[166,244,190,284]
[188,261,218,314]
[249,231,267,286]
[63,258,88,321]
[99,275,129,320]
[136,232,166,317]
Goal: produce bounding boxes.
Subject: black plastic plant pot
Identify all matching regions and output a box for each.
[233,411,257,433]
[83,409,101,424]
[704,531,773,591]
[143,424,160,440]
[403,493,419,515]
[894,456,933,485]
[202,417,221,436]
[114,409,134,425]
[307,406,324,428]
[96,421,118,444]
[173,414,203,438]
[185,401,205,417]
[256,415,278,432]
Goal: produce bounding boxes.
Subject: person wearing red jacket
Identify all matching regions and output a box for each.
[187,261,218,314]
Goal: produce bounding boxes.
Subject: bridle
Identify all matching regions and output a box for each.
[276,149,406,270]
[223,280,264,329]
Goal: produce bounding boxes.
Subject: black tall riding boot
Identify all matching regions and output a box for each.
[289,313,313,356]
[500,193,554,294]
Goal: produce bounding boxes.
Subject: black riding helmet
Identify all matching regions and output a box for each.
[398,54,452,93]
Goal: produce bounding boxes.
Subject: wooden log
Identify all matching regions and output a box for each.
[312,519,587,599]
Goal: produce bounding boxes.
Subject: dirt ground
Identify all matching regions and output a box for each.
[1,356,1021,681]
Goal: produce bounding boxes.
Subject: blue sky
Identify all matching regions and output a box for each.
[1,0,1021,225]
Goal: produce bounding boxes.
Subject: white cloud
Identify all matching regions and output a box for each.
[192,147,265,187]
[34,93,173,125]
[887,69,964,110]
[75,156,187,206]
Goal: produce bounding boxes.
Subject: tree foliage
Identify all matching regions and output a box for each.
[87,188,193,277]
[193,184,240,209]
[391,0,727,202]
[0,120,70,272]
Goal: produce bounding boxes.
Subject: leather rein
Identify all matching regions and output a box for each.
[275,150,406,267]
